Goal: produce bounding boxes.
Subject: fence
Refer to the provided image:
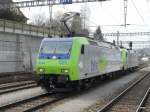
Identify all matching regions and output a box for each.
[0,19,62,36]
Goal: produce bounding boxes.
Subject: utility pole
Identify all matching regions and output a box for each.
[117,31,119,45]
[49,0,53,36]
[124,0,128,27]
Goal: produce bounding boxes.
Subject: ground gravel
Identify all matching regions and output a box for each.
[0,87,46,107]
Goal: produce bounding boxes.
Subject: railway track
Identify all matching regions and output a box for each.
[0,67,147,112]
[0,92,66,112]
[97,71,150,112]
[136,87,150,112]
[0,72,35,84]
[0,81,37,95]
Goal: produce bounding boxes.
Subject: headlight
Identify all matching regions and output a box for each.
[38,68,45,73]
[64,69,68,73]
[61,69,69,74]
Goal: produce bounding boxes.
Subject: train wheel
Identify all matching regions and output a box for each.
[84,79,92,89]
[112,72,117,79]
[76,80,83,91]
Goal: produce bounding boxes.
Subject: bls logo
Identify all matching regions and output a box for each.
[91,59,98,72]
[99,57,107,72]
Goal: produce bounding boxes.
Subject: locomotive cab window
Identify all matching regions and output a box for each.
[39,40,73,59]
[40,41,72,54]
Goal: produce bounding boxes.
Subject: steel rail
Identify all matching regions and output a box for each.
[97,71,150,112]
[136,87,150,112]
[0,83,37,95]
[0,72,33,78]
[0,92,66,112]
[23,95,66,112]
[0,80,35,90]
[0,92,48,110]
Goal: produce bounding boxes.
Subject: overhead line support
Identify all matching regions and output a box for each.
[0,0,108,9]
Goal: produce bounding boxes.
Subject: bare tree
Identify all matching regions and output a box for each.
[44,12,68,36]
[80,4,91,29]
[80,4,90,37]
[30,13,46,26]
[30,10,90,37]
[94,26,104,41]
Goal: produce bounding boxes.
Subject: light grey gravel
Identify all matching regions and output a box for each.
[46,67,149,112]
[0,86,46,107]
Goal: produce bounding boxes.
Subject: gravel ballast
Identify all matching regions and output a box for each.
[0,87,46,107]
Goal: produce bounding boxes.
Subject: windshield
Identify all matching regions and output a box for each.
[40,41,72,54]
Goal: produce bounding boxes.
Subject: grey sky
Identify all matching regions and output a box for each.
[13,0,150,42]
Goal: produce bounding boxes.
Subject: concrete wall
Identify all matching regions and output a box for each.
[0,31,43,73]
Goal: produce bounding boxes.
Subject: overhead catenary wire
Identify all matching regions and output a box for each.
[131,0,150,31]
[48,0,53,36]
[146,0,150,20]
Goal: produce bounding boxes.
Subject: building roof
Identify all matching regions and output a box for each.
[0,0,12,3]
[0,0,28,23]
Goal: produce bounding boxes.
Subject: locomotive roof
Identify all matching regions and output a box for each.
[87,38,121,50]
[43,37,73,41]
[43,37,122,50]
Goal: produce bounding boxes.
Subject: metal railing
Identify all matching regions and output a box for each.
[0,19,61,37]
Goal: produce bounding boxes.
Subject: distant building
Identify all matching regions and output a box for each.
[0,0,27,23]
